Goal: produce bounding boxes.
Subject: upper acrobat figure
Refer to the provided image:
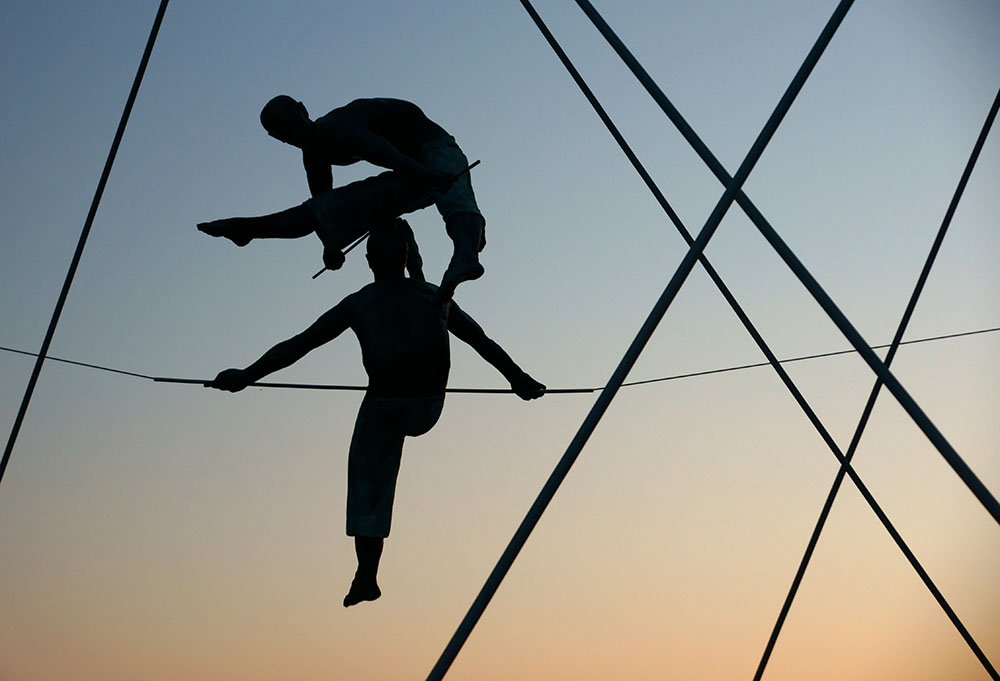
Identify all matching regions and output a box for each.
[259,96,486,298]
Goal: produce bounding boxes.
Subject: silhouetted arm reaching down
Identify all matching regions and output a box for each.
[447,303,546,400]
[303,149,333,197]
[206,299,353,392]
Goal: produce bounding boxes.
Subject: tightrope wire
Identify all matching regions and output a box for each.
[3,327,996,395]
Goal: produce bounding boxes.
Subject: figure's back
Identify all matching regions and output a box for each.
[317,98,450,156]
[348,278,451,397]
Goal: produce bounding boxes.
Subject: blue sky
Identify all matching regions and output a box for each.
[1,2,998,679]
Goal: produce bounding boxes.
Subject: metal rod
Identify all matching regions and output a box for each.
[527,3,995,671]
[424,3,852,678]
[575,0,1000,524]
[0,0,171,486]
[753,86,1000,681]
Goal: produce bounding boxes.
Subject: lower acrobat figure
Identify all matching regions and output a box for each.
[204,221,545,606]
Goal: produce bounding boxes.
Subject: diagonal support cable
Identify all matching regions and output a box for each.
[424,3,852,679]
[574,0,1000,525]
[525,2,997,676]
[0,0,171,487]
[753,87,1000,681]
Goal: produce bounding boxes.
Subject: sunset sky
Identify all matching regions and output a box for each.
[1,1,998,679]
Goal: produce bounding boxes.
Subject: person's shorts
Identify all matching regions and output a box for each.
[346,394,445,538]
[416,136,484,224]
[304,171,434,251]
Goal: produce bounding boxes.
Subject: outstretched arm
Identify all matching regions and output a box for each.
[447,303,545,400]
[206,299,353,392]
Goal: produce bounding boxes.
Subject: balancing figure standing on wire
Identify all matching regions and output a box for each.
[253,96,486,298]
[205,221,545,606]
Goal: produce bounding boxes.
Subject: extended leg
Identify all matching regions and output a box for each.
[197,204,318,246]
[344,536,384,607]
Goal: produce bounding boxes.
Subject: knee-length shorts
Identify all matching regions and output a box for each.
[414,135,484,224]
[346,394,445,538]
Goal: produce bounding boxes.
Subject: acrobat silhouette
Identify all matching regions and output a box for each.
[198,170,436,279]
[257,96,486,298]
[205,221,545,607]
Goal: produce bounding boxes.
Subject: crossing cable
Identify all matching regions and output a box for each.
[3,327,996,394]
[424,4,853,680]
[522,3,996,676]
[0,0,170,487]
[574,0,1000,525]
[754,87,1000,681]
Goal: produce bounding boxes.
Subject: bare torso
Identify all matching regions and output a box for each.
[343,278,451,397]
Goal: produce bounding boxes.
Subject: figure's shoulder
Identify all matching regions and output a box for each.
[355,97,425,117]
[348,282,377,302]
[320,99,427,133]
[316,99,367,125]
[350,278,441,302]
[406,278,441,299]
[330,286,366,314]
[378,277,439,299]
[406,276,436,290]
[370,96,418,107]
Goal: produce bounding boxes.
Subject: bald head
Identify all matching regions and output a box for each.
[260,95,312,146]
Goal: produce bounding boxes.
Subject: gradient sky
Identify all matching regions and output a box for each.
[1,1,998,680]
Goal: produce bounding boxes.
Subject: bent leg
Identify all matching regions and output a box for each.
[309,172,435,273]
[415,139,486,297]
[341,396,442,606]
[345,399,406,540]
[309,172,435,247]
[344,397,407,604]
[440,211,486,299]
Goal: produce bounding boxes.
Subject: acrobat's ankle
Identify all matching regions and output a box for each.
[343,574,381,607]
[197,219,252,247]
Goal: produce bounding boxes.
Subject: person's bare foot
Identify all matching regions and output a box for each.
[197,219,251,247]
[438,256,484,300]
[343,575,381,607]
[439,215,486,299]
